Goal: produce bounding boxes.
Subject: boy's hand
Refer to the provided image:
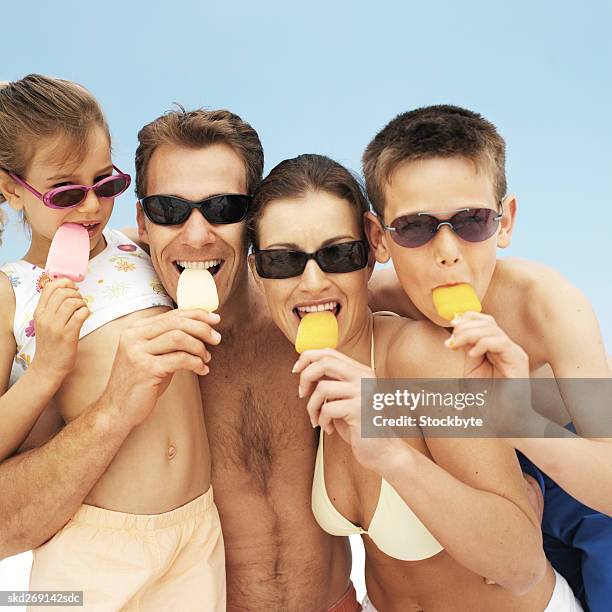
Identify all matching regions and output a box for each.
[104,309,221,428]
[446,311,529,379]
[30,278,89,384]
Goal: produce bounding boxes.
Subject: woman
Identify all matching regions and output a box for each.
[247,154,581,611]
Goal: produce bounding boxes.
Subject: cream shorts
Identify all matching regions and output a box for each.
[28,487,225,611]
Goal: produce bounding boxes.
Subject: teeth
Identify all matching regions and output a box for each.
[296,301,338,313]
[176,259,221,270]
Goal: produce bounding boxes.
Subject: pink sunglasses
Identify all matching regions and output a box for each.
[9,165,131,210]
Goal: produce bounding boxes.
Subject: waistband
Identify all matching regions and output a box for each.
[71,487,215,531]
[328,582,361,612]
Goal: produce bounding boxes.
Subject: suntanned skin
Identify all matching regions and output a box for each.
[254,190,554,612]
[136,142,350,611]
[366,155,612,514]
[0,131,219,557]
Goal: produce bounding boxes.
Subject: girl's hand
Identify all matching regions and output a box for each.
[293,348,408,473]
[30,278,90,384]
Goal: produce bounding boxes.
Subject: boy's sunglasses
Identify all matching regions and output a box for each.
[254,240,369,279]
[381,205,503,248]
[9,165,131,210]
[140,194,251,226]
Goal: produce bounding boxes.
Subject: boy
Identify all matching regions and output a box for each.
[364,105,611,611]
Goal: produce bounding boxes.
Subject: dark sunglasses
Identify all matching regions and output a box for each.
[140,193,251,226]
[254,240,369,279]
[9,165,131,209]
[381,205,503,248]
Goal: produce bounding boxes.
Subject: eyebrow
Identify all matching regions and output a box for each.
[46,165,114,183]
[263,235,357,250]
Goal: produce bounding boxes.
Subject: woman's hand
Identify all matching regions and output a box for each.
[293,348,409,473]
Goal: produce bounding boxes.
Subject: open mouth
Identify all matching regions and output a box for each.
[293,301,341,322]
[174,259,223,276]
[80,222,100,237]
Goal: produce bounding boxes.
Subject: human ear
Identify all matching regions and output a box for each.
[136,202,150,245]
[497,195,517,249]
[0,172,24,212]
[364,211,391,263]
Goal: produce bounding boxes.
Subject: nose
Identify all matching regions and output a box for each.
[298,258,331,295]
[76,188,102,214]
[432,225,461,267]
[180,209,217,248]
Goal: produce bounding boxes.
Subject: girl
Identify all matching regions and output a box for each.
[0,75,224,611]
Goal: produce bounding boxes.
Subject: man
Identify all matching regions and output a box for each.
[132,108,354,611]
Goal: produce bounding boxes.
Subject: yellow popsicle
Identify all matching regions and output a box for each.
[295,311,339,354]
[177,269,219,312]
[432,283,481,321]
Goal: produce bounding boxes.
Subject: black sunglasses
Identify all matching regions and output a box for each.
[381,205,503,248]
[140,193,251,226]
[254,240,369,279]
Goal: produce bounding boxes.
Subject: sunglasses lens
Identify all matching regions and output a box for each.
[141,196,189,225]
[318,241,368,273]
[453,209,499,242]
[49,188,87,208]
[255,251,306,279]
[96,175,130,199]
[204,195,250,224]
[391,215,437,247]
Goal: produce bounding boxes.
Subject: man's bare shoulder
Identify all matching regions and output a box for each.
[369,266,422,319]
[118,226,148,252]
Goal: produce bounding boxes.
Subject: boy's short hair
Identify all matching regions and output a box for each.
[362,105,507,216]
[135,106,263,199]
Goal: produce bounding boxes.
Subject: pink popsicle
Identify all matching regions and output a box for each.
[45,223,90,282]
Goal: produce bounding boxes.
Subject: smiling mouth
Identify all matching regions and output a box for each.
[174,259,223,276]
[293,301,341,321]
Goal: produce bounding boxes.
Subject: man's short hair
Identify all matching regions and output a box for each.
[362,105,507,216]
[135,106,263,199]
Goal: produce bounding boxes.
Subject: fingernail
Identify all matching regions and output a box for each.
[210,313,220,323]
[298,386,304,398]
[291,360,299,373]
[212,330,222,342]
[445,336,455,348]
[451,316,461,326]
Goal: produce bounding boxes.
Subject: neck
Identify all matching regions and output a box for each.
[338,309,375,367]
[217,263,254,333]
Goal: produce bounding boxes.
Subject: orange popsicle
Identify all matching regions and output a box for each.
[295,311,338,354]
[432,283,481,321]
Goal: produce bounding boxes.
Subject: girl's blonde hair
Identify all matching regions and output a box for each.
[0,74,109,245]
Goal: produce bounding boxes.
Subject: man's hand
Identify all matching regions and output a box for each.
[29,278,89,385]
[104,309,221,429]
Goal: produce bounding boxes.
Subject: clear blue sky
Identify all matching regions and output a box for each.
[2,0,611,347]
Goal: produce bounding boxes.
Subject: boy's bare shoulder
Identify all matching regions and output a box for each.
[492,257,595,337]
